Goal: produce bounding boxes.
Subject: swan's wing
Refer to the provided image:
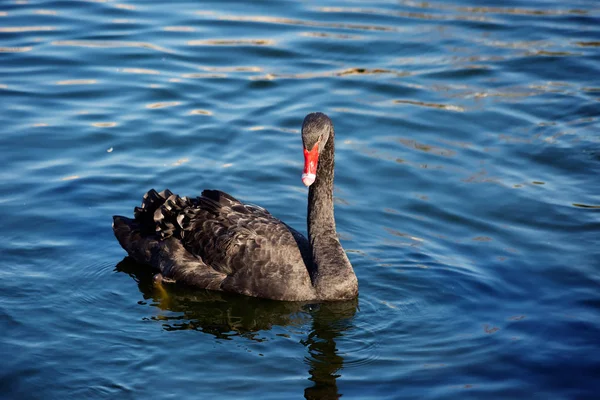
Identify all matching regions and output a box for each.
[143,189,310,275]
[116,188,315,300]
[184,191,317,300]
[185,190,311,276]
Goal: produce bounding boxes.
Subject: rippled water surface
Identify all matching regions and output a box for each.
[1,0,599,398]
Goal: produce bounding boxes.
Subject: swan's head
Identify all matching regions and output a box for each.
[301,112,332,187]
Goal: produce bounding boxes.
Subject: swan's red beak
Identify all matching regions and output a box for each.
[302,143,319,187]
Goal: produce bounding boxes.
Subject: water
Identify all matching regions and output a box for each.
[1,0,599,398]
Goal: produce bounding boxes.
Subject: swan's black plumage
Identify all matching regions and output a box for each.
[113,112,358,301]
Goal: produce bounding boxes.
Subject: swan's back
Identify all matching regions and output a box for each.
[113,189,317,300]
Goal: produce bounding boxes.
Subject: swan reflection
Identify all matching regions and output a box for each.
[116,257,357,399]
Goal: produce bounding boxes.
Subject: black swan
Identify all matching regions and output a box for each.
[112,112,358,301]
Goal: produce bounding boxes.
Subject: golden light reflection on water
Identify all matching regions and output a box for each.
[92,122,117,128]
[317,6,491,22]
[443,80,594,103]
[397,139,456,157]
[51,40,173,54]
[0,12,7,16]
[122,68,160,75]
[385,227,425,243]
[171,158,189,166]
[163,26,196,32]
[56,79,97,85]
[456,5,588,16]
[146,102,180,109]
[187,39,274,46]
[470,38,589,58]
[299,31,363,40]
[252,67,410,81]
[34,9,58,15]
[576,42,600,47]
[526,50,579,57]
[393,99,464,112]
[345,140,449,171]
[194,10,216,16]
[199,66,262,73]
[215,14,400,32]
[181,66,264,79]
[462,168,501,185]
[115,3,136,10]
[181,73,227,79]
[0,47,32,53]
[189,109,213,116]
[397,0,589,16]
[458,89,539,100]
[248,126,298,134]
[0,26,55,32]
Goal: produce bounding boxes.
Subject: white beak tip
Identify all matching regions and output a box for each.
[302,173,316,187]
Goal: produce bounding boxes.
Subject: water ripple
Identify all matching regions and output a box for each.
[33,9,58,16]
[317,6,494,22]
[214,14,402,32]
[0,26,56,32]
[187,39,275,46]
[56,79,97,85]
[398,0,591,16]
[51,40,173,53]
[121,68,160,75]
[393,99,465,112]
[0,46,32,52]
[145,101,180,109]
[163,26,196,32]
[252,67,411,81]
[1,0,599,398]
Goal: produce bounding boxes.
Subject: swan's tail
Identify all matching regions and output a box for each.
[113,188,195,264]
[113,189,177,264]
[132,189,174,234]
[112,215,159,265]
[113,214,226,290]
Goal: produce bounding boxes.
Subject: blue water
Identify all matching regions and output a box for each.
[1,0,599,398]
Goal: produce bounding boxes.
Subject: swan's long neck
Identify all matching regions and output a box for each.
[307,130,358,300]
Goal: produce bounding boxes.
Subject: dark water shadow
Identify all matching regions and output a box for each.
[115,257,357,400]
